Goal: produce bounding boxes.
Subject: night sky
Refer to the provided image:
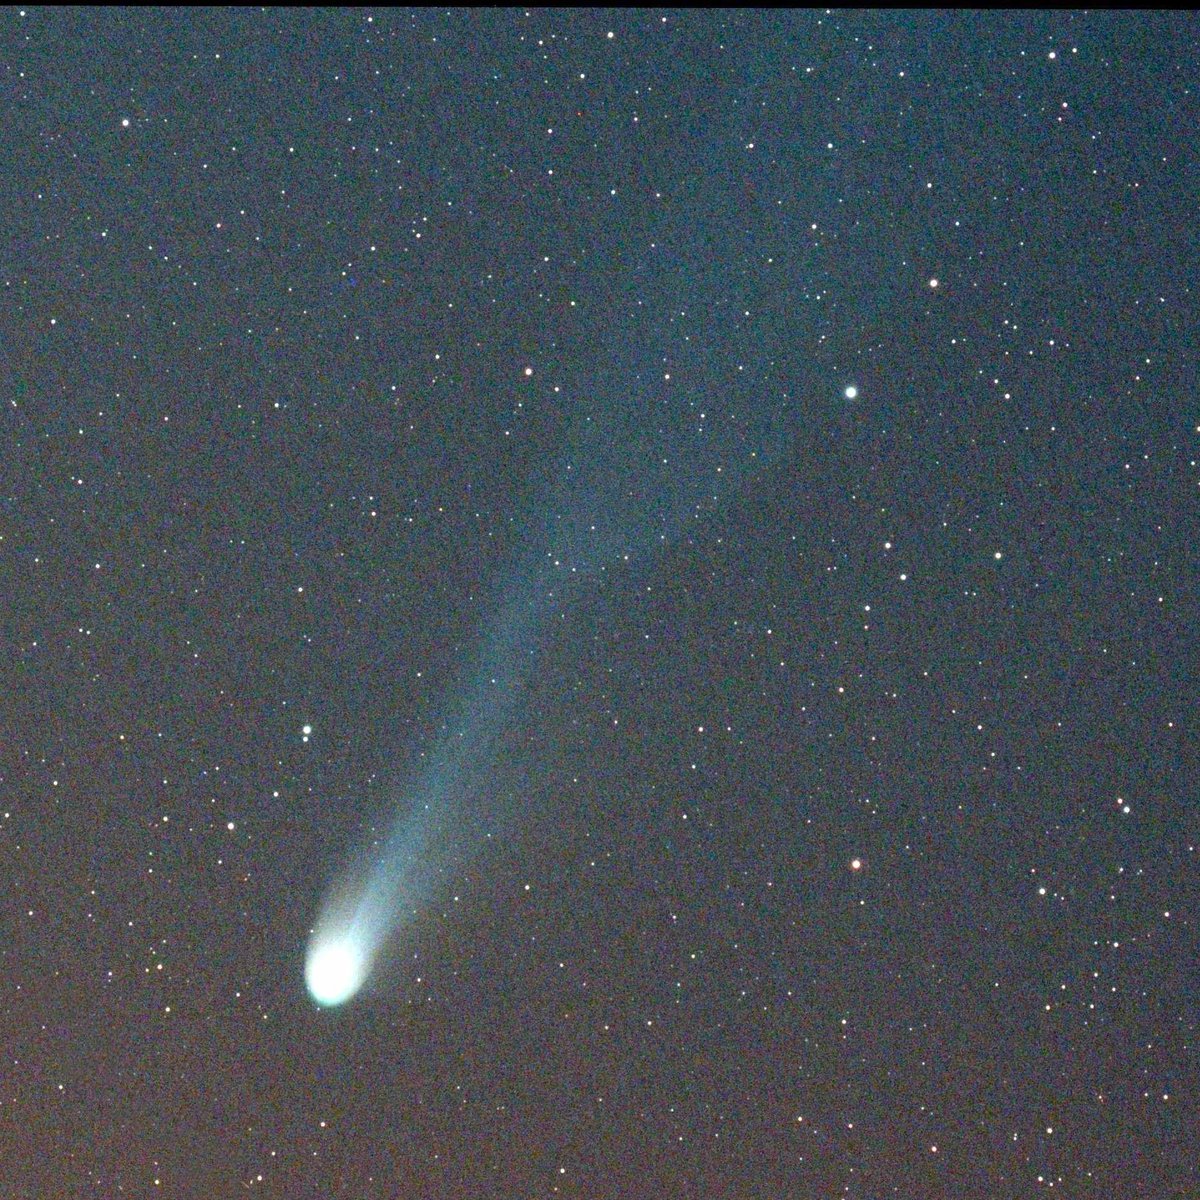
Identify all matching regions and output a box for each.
[1,8,1197,1196]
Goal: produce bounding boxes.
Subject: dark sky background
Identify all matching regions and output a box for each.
[1,8,1197,1197]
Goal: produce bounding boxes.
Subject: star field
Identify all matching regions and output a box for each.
[0,9,1197,1197]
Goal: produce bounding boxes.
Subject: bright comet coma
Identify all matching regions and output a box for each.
[305,934,368,1007]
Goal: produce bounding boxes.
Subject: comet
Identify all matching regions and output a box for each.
[304,359,802,1008]
[304,584,542,1008]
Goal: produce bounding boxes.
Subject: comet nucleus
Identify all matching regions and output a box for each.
[305,934,368,1007]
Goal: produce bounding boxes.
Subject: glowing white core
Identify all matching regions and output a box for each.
[305,936,367,1007]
